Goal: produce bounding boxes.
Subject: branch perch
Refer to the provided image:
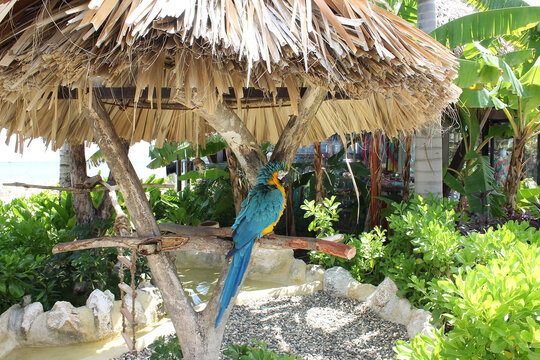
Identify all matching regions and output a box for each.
[2,182,175,193]
[52,231,355,259]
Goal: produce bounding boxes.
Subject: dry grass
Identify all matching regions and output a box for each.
[0,0,460,149]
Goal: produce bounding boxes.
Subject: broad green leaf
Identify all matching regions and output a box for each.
[444,172,466,195]
[488,123,513,138]
[478,63,503,85]
[518,188,540,199]
[489,55,529,97]
[463,0,530,12]
[431,7,540,48]
[455,59,483,88]
[520,56,540,113]
[499,49,535,67]
[460,88,507,109]
[8,282,24,298]
[178,168,229,181]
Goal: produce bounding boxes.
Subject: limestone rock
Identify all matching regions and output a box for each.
[136,286,165,324]
[289,259,307,283]
[378,297,412,325]
[247,249,294,282]
[86,289,114,334]
[0,305,22,358]
[324,267,355,297]
[47,301,80,334]
[26,312,59,346]
[124,295,147,326]
[306,264,325,283]
[407,308,433,339]
[75,306,98,341]
[365,277,398,313]
[21,302,43,335]
[348,282,376,302]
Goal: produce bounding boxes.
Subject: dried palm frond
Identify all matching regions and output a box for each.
[0,0,460,149]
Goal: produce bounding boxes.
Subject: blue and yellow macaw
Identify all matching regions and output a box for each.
[215,162,287,327]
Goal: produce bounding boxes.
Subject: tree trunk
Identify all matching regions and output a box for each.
[70,144,96,225]
[269,87,328,167]
[314,141,325,204]
[414,0,442,197]
[504,134,527,212]
[193,102,266,187]
[225,147,245,215]
[402,135,412,202]
[83,94,235,360]
[370,133,381,228]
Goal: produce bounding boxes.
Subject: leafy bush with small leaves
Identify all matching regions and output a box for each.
[149,335,182,360]
[303,197,386,284]
[395,241,539,360]
[300,196,342,238]
[224,340,302,360]
[0,190,150,311]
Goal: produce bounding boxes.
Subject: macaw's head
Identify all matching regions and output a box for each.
[256,162,288,188]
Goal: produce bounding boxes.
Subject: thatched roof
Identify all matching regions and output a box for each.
[0,0,460,150]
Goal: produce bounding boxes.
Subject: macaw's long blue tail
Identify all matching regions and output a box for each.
[215,242,254,327]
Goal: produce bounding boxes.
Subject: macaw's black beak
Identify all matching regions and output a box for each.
[278,170,289,185]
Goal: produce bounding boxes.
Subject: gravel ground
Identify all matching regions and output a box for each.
[116,292,407,360]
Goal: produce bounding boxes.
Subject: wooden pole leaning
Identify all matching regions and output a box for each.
[82,93,213,359]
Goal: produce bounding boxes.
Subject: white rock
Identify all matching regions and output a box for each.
[75,306,98,341]
[247,249,294,282]
[124,295,147,326]
[289,259,307,283]
[47,301,80,334]
[348,282,376,301]
[324,267,356,297]
[136,286,165,324]
[407,308,433,339]
[365,277,398,313]
[86,289,114,334]
[306,264,325,283]
[0,305,22,358]
[378,297,412,325]
[21,302,43,335]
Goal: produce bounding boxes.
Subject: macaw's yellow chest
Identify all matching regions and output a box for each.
[261,172,286,236]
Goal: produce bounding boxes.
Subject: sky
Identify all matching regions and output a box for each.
[0,129,151,163]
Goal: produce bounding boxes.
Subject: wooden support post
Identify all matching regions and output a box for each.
[314,141,325,204]
[370,133,381,228]
[82,93,224,360]
[402,135,412,202]
[270,86,327,166]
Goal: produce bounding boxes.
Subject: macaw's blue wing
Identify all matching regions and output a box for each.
[215,187,285,327]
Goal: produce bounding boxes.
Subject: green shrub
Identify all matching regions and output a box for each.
[300,196,342,238]
[303,197,386,284]
[149,335,182,360]
[395,241,539,359]
[0,191,150,311]
[224,340,302,360]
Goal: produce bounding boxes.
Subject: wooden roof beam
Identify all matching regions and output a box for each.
[57,86,349,101]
